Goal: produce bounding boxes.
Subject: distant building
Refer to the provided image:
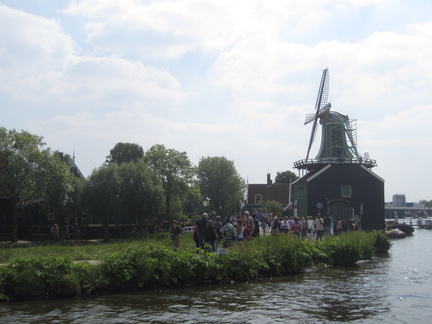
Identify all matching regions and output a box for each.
[385,194,428,219]
[245,173,290,214]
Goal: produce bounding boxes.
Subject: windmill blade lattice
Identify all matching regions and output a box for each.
[305,68,330,160]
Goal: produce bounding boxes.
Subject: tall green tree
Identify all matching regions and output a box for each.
[144,144,193,221]
[0,127,51,242]
[86,163,121,241]
[117,159,164,229]
[106,142,144,165]
[42,152,78,240]
[196,156,246,216]
[274,170,299,184]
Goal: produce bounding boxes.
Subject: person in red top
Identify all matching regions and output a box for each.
[290,217,301,237]
[243,219,252,240]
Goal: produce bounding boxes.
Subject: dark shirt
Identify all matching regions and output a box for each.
[198,217,208,234]
[171,226,181,238]
[205,226,217,241]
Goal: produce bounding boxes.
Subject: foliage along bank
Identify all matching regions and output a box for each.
[0,231,390,301]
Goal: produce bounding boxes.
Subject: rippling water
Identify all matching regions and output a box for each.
[2,230,432,323]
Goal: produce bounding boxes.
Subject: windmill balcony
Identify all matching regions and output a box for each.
[293,157,377,171]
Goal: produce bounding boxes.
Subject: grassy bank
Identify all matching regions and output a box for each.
[0,231,390,301]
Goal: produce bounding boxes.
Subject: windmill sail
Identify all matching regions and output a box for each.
[305,68,329,160]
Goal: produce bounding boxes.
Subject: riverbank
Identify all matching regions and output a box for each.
[0,231,390,302]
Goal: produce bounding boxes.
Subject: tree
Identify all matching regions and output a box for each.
[419,200,432,207]
[260,200,283,216]
[0,127,51,242]
[106,142,144,165]
[86,163,122,241]
[42,152,79,240]
[117,159,164,229]
[144,144,193,221]
[274,170,299,184]
[196,156,246,216]
[182,183,203,221]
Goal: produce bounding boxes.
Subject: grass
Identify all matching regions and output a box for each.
[0,231,389,265]
[0,234,196,264]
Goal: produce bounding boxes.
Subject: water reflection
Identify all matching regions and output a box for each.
[2,231,432,323]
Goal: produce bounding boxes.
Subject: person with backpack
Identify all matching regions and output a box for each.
[222,217,235,248]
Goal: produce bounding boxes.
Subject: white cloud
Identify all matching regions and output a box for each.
[0,4,188,112]
[1,0,431,202]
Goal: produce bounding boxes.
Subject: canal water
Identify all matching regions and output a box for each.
[1,230,432,323]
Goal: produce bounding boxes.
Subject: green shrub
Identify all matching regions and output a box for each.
[373,231,391,253]
[71,262,106,294]
[0,232,389,301]
[0,256,79,300]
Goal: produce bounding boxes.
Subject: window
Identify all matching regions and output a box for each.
[47,208,55,220]
[254,194,262,204]
[341,185,351,197]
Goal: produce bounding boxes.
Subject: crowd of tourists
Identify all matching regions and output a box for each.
[169,211,362,251]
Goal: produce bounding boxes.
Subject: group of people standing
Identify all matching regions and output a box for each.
[192,211,260,252]
[169,211,362,251]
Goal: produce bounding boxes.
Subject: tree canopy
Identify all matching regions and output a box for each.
[144,144,194,221]
[274,170,299,184]
[106,142,144,165]
[260,200,283,216]
[0,127,53,241]
[197,156,245,216]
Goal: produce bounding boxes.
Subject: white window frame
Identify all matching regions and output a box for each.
[341,185,352,198]
[254,194,262,204]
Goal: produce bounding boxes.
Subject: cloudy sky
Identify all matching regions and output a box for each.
[1,0,431,202]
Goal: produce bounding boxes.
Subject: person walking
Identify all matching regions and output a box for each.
[236,219,244,242]
[169,220,182,251]
[213,215,223,251]
[271,216,281,236]
[223,217,235,248]
[323,214,332,236]
[197,213,208,248]
[300,217,308,239]
[315,214,324,240]
[290,217,301,237]
[252,214,260,238]
[336,219,343,235]
[193,220,200,248]
[281,216,290,234]
[307,216,315,239]
[204,219,217,252]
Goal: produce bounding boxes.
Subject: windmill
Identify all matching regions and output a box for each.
[291,69,383,231]
[304,68,331,161]
[301,69,367,165]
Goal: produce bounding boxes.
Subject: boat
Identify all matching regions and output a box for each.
[386,228,407,239]
[386,222,414,236]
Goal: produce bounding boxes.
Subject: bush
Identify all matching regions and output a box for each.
[0,232,390,301]
[373,231,391,253]
[71,262,106,294]
[0,256,80,300]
